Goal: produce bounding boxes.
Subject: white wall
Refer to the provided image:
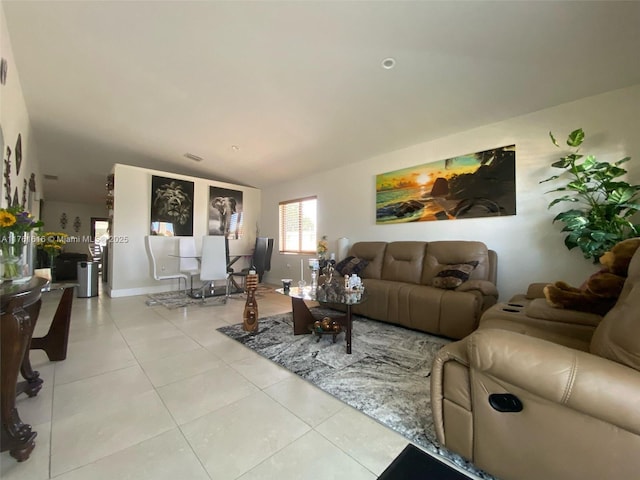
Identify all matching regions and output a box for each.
[0,3,43,272]
[108,163,260,297]
[0,5,41,210]
[260,84,640,302]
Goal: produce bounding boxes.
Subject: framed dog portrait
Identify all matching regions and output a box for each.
[208,186,243,239]
[150,175,194,236]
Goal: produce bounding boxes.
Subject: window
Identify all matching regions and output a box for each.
[279,196,317,254]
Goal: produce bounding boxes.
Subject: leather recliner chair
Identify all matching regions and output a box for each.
[430,246,640,480]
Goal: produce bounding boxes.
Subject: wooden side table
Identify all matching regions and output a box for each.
[0,277,47,462]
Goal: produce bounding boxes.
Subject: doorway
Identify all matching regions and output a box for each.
[91,218,110,246]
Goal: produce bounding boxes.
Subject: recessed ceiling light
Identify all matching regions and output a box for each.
[43,174,58,180]
[381,57,396,70]
[183,153,203,162]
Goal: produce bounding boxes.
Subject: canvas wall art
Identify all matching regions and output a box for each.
[376,145,516,224]
[208,186,244,239]
[150,175,194,236]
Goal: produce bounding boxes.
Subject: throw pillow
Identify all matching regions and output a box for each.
[334,256,369,276]
[432,261,479,289]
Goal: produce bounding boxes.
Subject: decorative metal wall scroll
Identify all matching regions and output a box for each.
[15,134,22,175]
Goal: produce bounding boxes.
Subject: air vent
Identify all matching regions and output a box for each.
[43,174,58,180]
[183,153,203,162]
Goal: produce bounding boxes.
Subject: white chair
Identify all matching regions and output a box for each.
[179,236,200,295]
[199,235,230,303]
[145,235,188,293]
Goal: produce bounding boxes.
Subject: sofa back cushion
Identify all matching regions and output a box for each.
[348,242,388,279]
[381,241,427,284]
[590,245,640,371]
[422,241,491,285]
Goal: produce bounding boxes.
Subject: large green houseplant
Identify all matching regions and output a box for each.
[541,128,640,262]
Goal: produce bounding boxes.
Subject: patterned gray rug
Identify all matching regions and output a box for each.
[217,308,494,479]
[147,285,275,309]
[146,290,228,309]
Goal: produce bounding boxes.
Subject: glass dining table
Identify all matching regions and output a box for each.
[170,252,253,296]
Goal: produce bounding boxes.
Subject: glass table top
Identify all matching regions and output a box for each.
[275,285,366,305]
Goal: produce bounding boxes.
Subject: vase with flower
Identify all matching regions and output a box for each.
[0,205,44,282]
[317,235,329,268]
[37,232,68,279]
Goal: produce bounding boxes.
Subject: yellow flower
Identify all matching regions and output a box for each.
[0,211,16,227]
[317,235,328,255]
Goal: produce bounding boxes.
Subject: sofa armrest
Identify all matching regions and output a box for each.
[468,329,640,435]
[431,339,471,444]
[456,279,498,297]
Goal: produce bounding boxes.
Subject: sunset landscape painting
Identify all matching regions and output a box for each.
[376,145,516,224]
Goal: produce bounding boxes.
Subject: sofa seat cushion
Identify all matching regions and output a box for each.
[349,278,484,339]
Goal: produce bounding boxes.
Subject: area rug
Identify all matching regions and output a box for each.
[217,308,494,479]
[146,290,227,309]
[147,284,275,309]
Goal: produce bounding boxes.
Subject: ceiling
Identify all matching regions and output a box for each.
[3,1,640,205]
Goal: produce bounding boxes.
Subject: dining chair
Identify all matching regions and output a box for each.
[229,237,274,291]
[199,235,230,302]
[145,235,188,293]
[179,236,200,295]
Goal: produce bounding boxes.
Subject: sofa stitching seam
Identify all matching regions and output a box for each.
[561,355,578,404]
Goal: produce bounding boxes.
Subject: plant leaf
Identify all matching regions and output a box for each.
[549,131,560,147]
[566,181,588,193]
[544,187,568,194]
[608,188,636,204]
[567,128,585,147]
[540,175,560,184]
[581,155,597,170]
[552,209,586,222]
[615,156,631,166]
[548,196,579,208]
[551,159,571,169]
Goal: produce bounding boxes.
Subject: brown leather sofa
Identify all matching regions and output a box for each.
[430,246,640,480]
[341,241,498,339]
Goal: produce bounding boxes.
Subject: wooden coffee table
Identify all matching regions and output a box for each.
[275,286,365,354]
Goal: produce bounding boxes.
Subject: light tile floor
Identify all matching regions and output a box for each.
[1,283,476,479]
